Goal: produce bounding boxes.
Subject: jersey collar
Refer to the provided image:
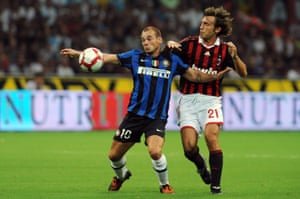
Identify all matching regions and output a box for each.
[198,36,221,48]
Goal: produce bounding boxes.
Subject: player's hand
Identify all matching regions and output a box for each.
[166,41,182,51]
[60,48,81,58]
[215,67,232,80]
[227,42,238,58]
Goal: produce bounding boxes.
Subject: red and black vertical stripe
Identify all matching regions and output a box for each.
[178,37,231,97]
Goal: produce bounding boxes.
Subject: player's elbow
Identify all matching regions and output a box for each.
[237,65,248,77]
[241,69,248,77]
[240,71,247,78]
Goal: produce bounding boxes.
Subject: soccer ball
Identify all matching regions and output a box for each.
[79,47,104,72]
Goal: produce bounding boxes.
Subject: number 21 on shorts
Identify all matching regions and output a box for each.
[208,109,219,118]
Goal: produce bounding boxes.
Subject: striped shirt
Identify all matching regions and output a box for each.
[175,36,234,96]
[117,49,188,120]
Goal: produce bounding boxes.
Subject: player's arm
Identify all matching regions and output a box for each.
[227,42,248,77]
[183,67,231,83]
[60,48,119,64]
[60,48,81,57]
[102,53,119,64]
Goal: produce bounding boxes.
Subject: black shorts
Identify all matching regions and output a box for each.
[114,112,167,143]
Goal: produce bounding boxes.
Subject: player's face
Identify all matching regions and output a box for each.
[199,16,219,43]
[141,30,162,56]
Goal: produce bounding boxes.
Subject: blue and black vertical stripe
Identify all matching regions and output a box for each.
[117,49,186,120]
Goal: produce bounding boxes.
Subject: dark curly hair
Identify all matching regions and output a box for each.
[204,6,233,37]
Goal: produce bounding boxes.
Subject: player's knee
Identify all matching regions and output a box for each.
[108,153,114,161]
[205,132,218,143]
[184,147,199,161]
[205,134,220,151]
[108,151,120,161]
[148,149,162,160]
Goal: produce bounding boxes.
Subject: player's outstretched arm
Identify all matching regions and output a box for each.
[102,53,119,64]
[60,48,81,57]
[60,48,119,65]
[183,67,232,83]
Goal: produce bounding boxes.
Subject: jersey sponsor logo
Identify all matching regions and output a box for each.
[191,64,218,75]
[138,66,170,79]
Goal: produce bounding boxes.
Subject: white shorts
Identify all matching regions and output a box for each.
[176,93,224,135]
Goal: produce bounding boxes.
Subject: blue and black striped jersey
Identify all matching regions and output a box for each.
[117,49,188,120]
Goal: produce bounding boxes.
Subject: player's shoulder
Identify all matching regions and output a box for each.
[160,50,185,67]
[130,49,144,54]
[219,39,229,47]
[118,49,144,58]
[180,35,198,43]
[122,49,143,54]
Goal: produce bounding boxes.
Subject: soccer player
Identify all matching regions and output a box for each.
[60,26,230,194]
[167,7,248,194]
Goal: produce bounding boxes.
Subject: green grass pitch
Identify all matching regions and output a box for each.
[0,131,299,199]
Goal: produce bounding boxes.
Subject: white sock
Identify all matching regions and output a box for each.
[110,156,128,180]
[151,154,169,185]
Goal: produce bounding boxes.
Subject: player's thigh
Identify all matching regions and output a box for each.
[177,95,202,132]
[203,105,223,141]
[180,127,198,151]
[204,124,222,151]
[115,113,145,143]
[108,140,135,160]
[202,97,223,126]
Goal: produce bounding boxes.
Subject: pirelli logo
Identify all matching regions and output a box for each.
[138,66,170,79]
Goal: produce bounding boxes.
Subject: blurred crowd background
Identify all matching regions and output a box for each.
[0,0,299,79]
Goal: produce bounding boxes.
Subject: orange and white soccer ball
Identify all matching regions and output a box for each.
[79,47,104,72]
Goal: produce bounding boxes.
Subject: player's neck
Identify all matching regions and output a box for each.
[149,49,160,57]
[203,37,217,46]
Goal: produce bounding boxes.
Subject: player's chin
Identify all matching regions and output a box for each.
[144,47,152,53]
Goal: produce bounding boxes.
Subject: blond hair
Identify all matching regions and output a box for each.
[142,26,162,38]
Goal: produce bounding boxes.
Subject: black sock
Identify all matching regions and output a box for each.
[184,146,206,170]
[209,150,223,187]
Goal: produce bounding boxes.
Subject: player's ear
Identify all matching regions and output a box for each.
[215,26,221,34]
[158,36,163,43]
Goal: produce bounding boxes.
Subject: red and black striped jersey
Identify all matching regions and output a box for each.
[175,36,235,96]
